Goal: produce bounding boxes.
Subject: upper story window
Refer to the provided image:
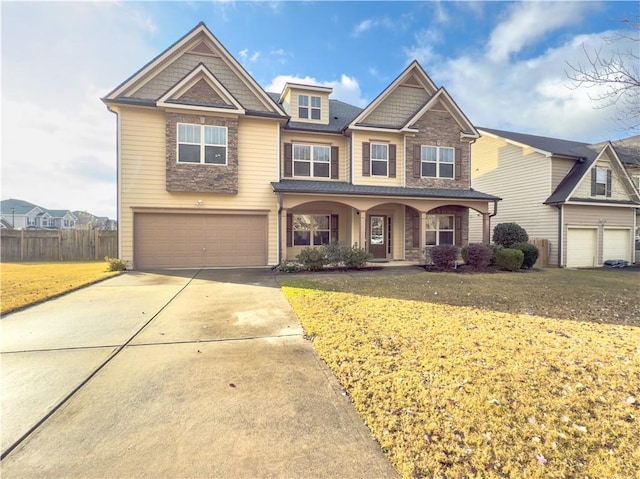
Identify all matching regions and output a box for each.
[177,123,227,165]
[426,214,454,246]
[422,146,454,179]
[293,144,331,178]
[592,166,611,197]
[298,95,321,120]
[371,143,389,176]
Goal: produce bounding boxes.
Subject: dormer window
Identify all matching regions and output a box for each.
[591,166,611,197]
[298,94,321,120]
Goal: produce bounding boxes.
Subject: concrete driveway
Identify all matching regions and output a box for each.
[1,269,397,478]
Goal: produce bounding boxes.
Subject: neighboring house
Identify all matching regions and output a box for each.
[102,22,499,270]
[1,199,80,230]
[469,129,640,267]
[74,211,118,230]
[0,199,47,229]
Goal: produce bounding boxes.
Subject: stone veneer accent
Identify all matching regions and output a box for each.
[405,109,471,189]
[166,112,238,194]
[176,79,227,106]
[404,205,470,262]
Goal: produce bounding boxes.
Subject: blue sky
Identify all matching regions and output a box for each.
[1,1,637,218]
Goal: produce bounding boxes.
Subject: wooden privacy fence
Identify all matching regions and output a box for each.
[529,238,550,268]
[0,229,117,262]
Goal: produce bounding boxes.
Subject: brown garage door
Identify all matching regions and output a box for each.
[135,213,267,269]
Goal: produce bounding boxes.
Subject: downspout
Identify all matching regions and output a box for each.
[276,192,283,268]
[106,104,121,263]
[556,204,563,267]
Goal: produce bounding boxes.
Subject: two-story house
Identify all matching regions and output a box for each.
[103,22,499,270]
[469,129,639,267]
[0,199,77,230]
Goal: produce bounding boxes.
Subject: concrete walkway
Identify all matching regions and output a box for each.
[1,269,398,478]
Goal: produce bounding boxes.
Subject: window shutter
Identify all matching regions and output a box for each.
[331,214,339,242]
[606,170,612,197]
[284,143,293,178]
[413,145,422,178]
[286,214,292,247]
[389,144,396,178]
[412,213,420,247]
[455,215,462,246]
[331,146,339,179]
[362,142,370,176]
[591,168,597,196]
[455,149,462,180]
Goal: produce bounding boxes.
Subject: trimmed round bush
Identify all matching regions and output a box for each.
[495,248,524,271]
[488,243,503,265]
[512,242,539,269]
[464,243,494,270]
[430,244,459,270]
[296,247,327,271]
[493,223,529,248]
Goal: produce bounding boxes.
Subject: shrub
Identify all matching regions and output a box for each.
[495,248,524,271]
[105,257,127,272]
[322,241,345,268]
[493,223,529,248]
[512,242,539,269]
[429,244,459,270]
[342,245,372,269]
[276,262,303,273]
[488,243,503,265]
[464,243,494,270]
[296,248,327,271]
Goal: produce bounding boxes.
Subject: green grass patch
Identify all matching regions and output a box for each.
[280,269,640,478]
[1,261,120,315]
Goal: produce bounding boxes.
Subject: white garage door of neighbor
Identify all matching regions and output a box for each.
[566,228,597,268]
[603,229,631,262]
[135,213,268,269]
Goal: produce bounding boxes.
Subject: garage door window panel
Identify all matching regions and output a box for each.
[178,123,227,165]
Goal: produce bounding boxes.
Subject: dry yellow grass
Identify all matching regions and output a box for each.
[281,280,640,479]
[1,262,120,315]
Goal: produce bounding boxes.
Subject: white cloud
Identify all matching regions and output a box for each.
[427,29,633,142]
[1,2,157,218]
[352,17,395,37]
[239,48,249,60]
[487,2,594,62]
[265,74,368,107]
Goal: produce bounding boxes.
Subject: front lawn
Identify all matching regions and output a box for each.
[0,261,120,315]
[280,269,640,478]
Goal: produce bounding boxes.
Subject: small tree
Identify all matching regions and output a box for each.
[493,223,529,248]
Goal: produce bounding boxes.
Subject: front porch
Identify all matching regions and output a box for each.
[273,180,500,265]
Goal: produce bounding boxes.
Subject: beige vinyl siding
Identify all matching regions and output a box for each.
[572,156,631,201]
[563,204,635,266]
[288,88,330,125]
[551,157,575,190]
[352,131,404,187]
[469,135,559,262]
[281,132,348,181]
[119,107,280,266]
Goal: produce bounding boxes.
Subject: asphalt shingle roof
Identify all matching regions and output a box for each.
[479,127,590,157]
[271,180,500,201]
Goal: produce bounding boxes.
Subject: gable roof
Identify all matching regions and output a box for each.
[0,198,42,215]
[478,127,589,158]
[478,128,640,205]
[103,22,286,118]
[349,61,438,130]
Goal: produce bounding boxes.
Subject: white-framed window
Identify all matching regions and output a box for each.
[595,167,608,196]
[631,175,640,192]
[371,143,388,176]
[177,123,227,165]
[293,214,330,246]
[426,214,454,246]
[27,217,36,226]
[293,144,331,178]
[298,94,321,120]
[422,146,454,178]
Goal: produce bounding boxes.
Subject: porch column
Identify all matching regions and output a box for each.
[280,208,288,262]
[482,213,491,245]
[359,211,367,249]
[420,211,427,264]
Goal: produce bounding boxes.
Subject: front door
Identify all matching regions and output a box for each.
[369,215,387,259]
